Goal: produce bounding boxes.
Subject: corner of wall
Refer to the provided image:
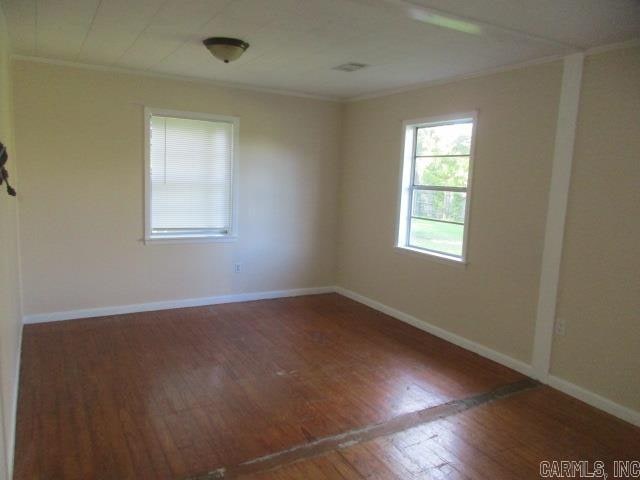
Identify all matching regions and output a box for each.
[0,3,25,478]
[333,100,349,287]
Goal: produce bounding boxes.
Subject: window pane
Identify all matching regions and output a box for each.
[409,218,464,257]
[416,122,472,156]
[150,115,233,232]
[412,190,466,224]
[414,156,469,187]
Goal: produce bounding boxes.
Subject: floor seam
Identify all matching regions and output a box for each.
[183,378,540,479]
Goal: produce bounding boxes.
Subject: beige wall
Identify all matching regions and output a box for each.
[7,44,640,431]
[338,62,563,364]
[552,46,640,411]
[13,60,341,315]
[0,5,22,480]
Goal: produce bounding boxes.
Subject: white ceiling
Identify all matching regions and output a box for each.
[2,0,639,99]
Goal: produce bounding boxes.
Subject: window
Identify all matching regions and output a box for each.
[144,108,238,242]
[397,113,476,262]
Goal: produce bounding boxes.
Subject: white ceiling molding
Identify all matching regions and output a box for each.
[9,54,343,102]
[11,51,565,105]
[348,38,640,102]
[346,53,565,102]
[584,37,640,56]
[2,0,638,98]
[12,36,639,105]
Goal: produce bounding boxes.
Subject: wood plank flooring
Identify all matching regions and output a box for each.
[13,294,639,479]
[236,386,640,480]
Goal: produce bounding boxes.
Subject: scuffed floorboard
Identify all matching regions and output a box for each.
[185,379,539,479]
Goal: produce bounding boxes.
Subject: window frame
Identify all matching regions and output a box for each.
[143,107,240,245]
[395,112,477,264]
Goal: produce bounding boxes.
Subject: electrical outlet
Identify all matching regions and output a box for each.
[234,263,242,273]
[555,317,566,336]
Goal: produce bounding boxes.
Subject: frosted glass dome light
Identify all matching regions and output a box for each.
[203,37,250,63]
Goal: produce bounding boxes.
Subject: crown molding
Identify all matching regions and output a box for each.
[10,54,343,103]
[346,54,565,102]
[10,37,639,105]
[347,37,640,103]
[584,37,640,56]
[10,52,565,105]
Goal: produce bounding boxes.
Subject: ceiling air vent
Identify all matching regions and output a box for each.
[332,62,369,72]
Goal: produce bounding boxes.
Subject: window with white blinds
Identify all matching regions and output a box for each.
[145,109,238,242]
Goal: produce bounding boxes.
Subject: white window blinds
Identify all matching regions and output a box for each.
[148,113,236,239]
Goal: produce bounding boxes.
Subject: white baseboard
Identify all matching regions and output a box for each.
[22,286,335,324]
[20,285,639,430]
[547,375,640,427]
[335,286,640,427]
[334,287,534,378]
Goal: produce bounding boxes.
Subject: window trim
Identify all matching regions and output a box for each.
[143,107,240,244]
[395,111,477,264]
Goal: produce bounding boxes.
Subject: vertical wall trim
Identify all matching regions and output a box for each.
[532,53,584,380]
[0,368,7,480]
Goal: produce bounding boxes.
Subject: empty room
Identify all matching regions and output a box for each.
[0,0,639,479]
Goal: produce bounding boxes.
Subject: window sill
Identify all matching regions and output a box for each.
[144,235,237,245]
[394,245,468,267]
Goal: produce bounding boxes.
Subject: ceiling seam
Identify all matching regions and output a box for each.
[110,0,173,66]
[74,0,103,62]
[143,0,236,72]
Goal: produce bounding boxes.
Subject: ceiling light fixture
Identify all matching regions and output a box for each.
[203,37,250,63]
[333,62,369,72]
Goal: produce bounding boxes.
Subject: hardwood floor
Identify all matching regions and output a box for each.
[13,294,639,479]
[235,386,640,480]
